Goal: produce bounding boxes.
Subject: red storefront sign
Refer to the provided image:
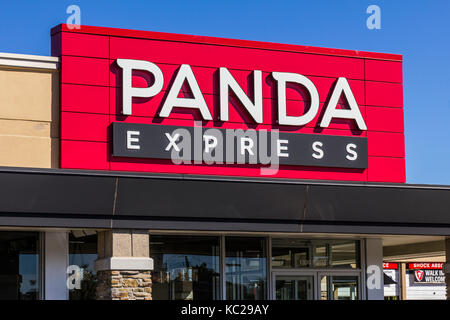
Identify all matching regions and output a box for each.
[408,263,443,270]
[408,263,445,284]
[383,263,398,269]
[51,24,405,182]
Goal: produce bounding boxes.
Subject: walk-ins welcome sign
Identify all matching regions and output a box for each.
[52,24,405,182]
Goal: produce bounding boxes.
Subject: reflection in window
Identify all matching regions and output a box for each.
[150,235,220,300]
[275,276,314,300]
[313,242,328,267]
[272,239,330,268]
[226,237,266,300]
[68,231,97,300]
[272,239,359,269]
[320,276,358,300]
[0,231,40,300]
[330,241,359,268]
[272,239,311,268]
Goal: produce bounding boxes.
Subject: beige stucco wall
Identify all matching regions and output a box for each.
[0,66,59,168]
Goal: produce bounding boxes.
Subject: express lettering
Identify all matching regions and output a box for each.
[113,123,368,168]
[116,59,367,130]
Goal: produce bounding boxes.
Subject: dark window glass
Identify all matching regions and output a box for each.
[272,239,311,268]
[330,240,359,269]
[275,276,314,300]
[272,239,360,269]
[150,235,220,300]
[312,242,328,267]
[0,231,40,300]
[225,237,266,300]
[320,276,359,300]
[68,231,97,300]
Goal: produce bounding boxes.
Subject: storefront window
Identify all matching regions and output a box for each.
[272,239,359,269]
[0,231,40,300]
[330,240,359,269]
[271,239,311,268]
[150,235,220,300]
[313,242,328,267]
[225,237,266,300]
[68,231,97,300]
[320,275,359,300]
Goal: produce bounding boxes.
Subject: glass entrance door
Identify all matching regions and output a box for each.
[274,275,314,300]
[272,272,360,300]
[319,275,359,300]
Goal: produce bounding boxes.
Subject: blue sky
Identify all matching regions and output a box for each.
[0,1,448,184]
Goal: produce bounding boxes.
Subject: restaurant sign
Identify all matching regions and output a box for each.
[53,24,405,182]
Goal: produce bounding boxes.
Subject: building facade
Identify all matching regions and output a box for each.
[0,24,449,300]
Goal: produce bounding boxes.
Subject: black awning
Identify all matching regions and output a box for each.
[0,166,449,234]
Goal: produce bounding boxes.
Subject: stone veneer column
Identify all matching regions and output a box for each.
[94,230,153,300]
[445,238,450,300]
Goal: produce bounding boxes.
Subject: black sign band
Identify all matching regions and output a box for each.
[112,122,368,169]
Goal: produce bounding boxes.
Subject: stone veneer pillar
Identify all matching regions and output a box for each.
[94,230,153,300]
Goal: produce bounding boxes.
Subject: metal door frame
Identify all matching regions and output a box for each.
[272,270,361,300]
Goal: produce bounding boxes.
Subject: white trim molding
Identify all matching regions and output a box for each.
[94,257,154,271]
[0,52,59,70]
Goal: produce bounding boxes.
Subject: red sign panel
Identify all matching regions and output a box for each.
[383,263,398,269]
[408,263,443,270]
[52,24,405,182]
